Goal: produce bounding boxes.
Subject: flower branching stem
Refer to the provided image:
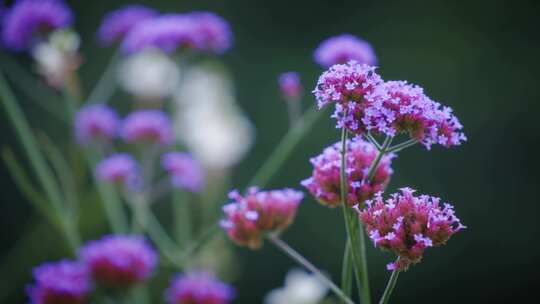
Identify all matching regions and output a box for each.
[379,260,401,304]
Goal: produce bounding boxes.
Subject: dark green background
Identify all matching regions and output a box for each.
[1,0,539,303]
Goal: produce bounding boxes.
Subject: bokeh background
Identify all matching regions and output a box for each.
[1,0,540,303]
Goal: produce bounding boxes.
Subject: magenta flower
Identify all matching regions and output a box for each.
[165,271,235,304]
[221,187,303,249]
[121,12,232,54]
[362,80,467,149]
[120,110,174,145]
[278,72,303,100]
[74,104,119,145]
[302,137,394,207]
[314,34,377,68]
[1,0,73,51]
[161,152,204,193]
[358,187,465,271]
[26,260,90,304]
[80,235,158,288]
[96,153,138,186]
[97,4,157,46]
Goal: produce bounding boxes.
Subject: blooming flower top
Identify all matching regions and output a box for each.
[1,0,73,51]
[165,271,235,304]
[120,110,174,145]
[302,137,394,207]
[121,12,232,54]
[221,188,303,249]
[278,72,303,100]
[74,104,119,145]
[79,235,158,288]
[161,152,204,192]
[362,80,467,149]
[313,34,377,68]
[97,4,157,45]
[96,153,138,186]
[27,260,90,304]
[358,187,465,271]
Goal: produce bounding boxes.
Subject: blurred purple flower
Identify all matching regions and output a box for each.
[97,4,157,46]
[278,72,303,100]
[1,0,73,51]
[314,34,377,68]
[74,104,119,145]
[161,152,204,192]
[120,110,174,145]
[165,271,235,304]
[96,153,138,186]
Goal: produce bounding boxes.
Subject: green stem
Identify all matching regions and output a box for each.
[386,139,418,154]
[173,190,192,246]
[341,240,353,301]
[379,267,400,304]
[268,234,354,304]
[367,136,393,181]
[86,49,120,104]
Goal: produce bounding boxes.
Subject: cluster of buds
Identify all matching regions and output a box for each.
[220,188,303,249]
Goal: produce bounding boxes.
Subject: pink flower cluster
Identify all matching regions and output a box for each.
[220,188,303,249]
[161,152,205,193]
[314,61,466,149]
[278,72,303,100]
[165,271,235,304]
[302,137,394,207]
[358,188,465,271]
[120,110,174,145]
[313,34,377,68]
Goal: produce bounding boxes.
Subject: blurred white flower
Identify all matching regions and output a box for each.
[264,268,329,304]
[174,64,254,169]
[118,48,180,101]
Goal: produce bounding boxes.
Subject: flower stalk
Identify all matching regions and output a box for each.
[379,264,400,304]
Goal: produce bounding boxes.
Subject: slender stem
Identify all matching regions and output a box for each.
[268,234,354,304]
[341,240,353,301]
[173,190,192,246]
[366,132,381,151]
[379,267,400,304]
[386,139,418,154]
[286,97,302,129]
[367,136,393,181]
[86,49,121,104]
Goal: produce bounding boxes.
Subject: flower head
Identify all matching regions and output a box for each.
[74,104,119,145]
[302,137,394,207]
[2,0,73,51]
[121,12,232,54]
[121,110,174,145]
[96,153,138,186]
[26,260,90,304]
[221,188,303,249]
[165,271,235,304]
[358,188,465,271]
[80,235,158,288]
[362,80,467,149]
[161,152,204,192]
[97,4,157,45]
[278,72,303,100]
[314,34,377,68]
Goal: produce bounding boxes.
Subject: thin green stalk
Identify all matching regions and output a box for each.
[86,49,121,104]
[379,267,400,304]
[341,241,353,301]
[268,234,354,304]
[173,190,192,246]
[386,139,418,154]
[367,136,393,181]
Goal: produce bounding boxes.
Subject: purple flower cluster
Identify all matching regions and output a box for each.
[314,34,377,68]
[314,60,466,149]
[79,235,158,288]
[27,260,90,304]
[165,271,235,304]
[96,153,138,186]
[278,72,303,100]
[161,152,204,193]
[120,110,174,145]
[302,137,394,207]
[121,12,232,54]
[74,104,119,145]
[358,188,465,271]
[97,4,157,45]
[1,0,73,51]
[221,188,303,249]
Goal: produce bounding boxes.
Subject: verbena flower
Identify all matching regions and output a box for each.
[96,153,138,186]
[121,12,232,54]
[74,104,119,145]
[358,187,465,271]
[161,152,204,192]
[313,34,377,68]
[97,4,157,45]
[221,188,303,249]
[362,80,467,149]
[1,0,72,51]
[313,60,384,133]
[80,235,158,288]
[302,137,394,207]
[165,271,235,304]
[26,260,90,304]
[120,110,174,145]
[278,72,303,100]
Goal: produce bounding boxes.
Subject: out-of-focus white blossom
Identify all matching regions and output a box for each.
[264,268,329,304]
[174,64,254,169]
[118,48,180,101]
